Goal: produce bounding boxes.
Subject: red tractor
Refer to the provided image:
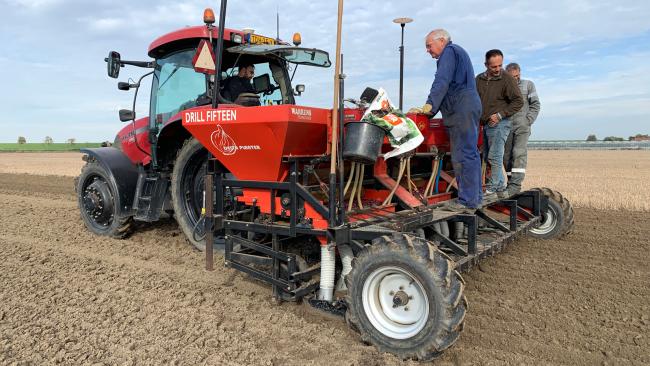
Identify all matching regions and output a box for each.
[76,5,574,361]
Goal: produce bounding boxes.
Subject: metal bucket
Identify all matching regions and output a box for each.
[343,122,385,164]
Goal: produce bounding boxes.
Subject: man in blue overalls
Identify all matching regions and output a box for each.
[410,29,483,212]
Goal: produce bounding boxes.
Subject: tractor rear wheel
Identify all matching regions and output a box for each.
[345,233,467,361]
[528,187,574,239]
[76,161,133,238]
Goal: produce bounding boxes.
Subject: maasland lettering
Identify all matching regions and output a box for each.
[291,108,312,118]
[185,109,237,123]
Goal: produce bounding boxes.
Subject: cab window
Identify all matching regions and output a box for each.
[222,60,291,105]
[150,49,206,126]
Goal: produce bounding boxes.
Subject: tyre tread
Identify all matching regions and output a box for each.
[345,233,466,361]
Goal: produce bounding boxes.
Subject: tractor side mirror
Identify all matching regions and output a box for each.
[294,84,305,96]
[119,109,135,122]
[106,51,121,79]
[118,82,131,91]
[253,74,272,94]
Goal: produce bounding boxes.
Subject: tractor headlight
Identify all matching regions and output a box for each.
[232,33,243,43]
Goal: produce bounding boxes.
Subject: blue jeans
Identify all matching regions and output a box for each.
[484,119,512,192]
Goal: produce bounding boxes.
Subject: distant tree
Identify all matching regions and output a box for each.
[66,138,76,145]
[100,141,112,147]
[586,134,597,142]
[44,136,53,144]
[17,136,26,144]
[603,136,624,142]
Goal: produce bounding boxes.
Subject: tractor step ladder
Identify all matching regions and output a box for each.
[133,172,168,222]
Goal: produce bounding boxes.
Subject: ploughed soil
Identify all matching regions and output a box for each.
[0,172,648,365]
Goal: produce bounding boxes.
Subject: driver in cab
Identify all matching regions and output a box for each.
[222,63,256,103]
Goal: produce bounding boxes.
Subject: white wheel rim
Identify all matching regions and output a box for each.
[530,204,558,235]
[362,266,430,340]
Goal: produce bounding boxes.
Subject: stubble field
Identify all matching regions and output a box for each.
[0,151,648,365]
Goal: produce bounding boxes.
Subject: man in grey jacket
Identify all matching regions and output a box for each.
[503,63,540,195]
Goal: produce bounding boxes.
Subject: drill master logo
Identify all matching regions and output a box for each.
[210,125,261,156]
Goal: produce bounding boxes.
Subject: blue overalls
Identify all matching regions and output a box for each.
[426,42,483,208]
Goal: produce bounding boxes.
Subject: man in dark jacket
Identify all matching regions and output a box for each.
[222,63,256,102]
[475,49,523,198]
[410,29,482,212]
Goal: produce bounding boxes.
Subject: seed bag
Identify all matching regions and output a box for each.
[361,88,424,159]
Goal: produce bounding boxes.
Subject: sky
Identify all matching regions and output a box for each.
[1,0,649,142]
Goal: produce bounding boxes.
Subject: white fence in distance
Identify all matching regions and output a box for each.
[528,141,650,150]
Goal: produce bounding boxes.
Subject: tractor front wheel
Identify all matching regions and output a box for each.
[76,161,133,238]
[345,233,467,361]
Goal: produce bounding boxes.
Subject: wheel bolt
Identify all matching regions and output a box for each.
[389,291,395,296]
[399,286,404,291]
[408,295,413,300]
[404,307,409,311]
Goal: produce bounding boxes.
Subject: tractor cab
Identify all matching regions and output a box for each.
[106,25,331,168]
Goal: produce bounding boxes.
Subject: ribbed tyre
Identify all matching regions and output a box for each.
[345,233,467,361]
[171,138,209,251]
[528,187,575,239]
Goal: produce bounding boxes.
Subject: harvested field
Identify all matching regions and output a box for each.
[0,152,649,365]
[1,150,648,211]
[0,152,84,177]
[524,150,650,211]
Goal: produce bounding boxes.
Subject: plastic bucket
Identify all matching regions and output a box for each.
[343,122,385,164]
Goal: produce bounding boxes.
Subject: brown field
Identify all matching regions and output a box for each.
[524,150,650,211]
[0,151,649,365]
[1,150,648,211]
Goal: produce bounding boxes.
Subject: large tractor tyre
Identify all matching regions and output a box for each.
[76,161,133,238]
[171,138,210,251]
[345,233,467,361]
[528,187,575,239]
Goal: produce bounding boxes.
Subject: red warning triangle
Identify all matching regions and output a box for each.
[192,39,216,75]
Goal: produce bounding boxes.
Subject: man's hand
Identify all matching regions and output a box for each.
[488,113,500,127]
[408,103,433,115]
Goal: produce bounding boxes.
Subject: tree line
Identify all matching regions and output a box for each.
[586,134,649,142]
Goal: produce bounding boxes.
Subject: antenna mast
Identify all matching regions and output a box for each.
[276,6,280,41]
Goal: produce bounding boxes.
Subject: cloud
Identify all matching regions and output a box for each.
[1,0,650,142]
[6,0,62,9]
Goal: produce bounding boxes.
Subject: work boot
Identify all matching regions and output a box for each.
[506,186,521,197]
[497,190,509,199]
[482,190,498,205]
[507,172,525,196]
[442,201,475,214]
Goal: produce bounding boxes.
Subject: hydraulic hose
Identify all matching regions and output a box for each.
[434,158,442,194]
[347,163,361,212]
[383,158,407,206]
[424,158,438,197]
[355,164,365,209]
[343,162,357,196]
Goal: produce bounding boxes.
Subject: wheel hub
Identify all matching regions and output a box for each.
[392,290,410,308]
[362,267,430,340]
[530,204,558,235]
[82,179,114,226]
